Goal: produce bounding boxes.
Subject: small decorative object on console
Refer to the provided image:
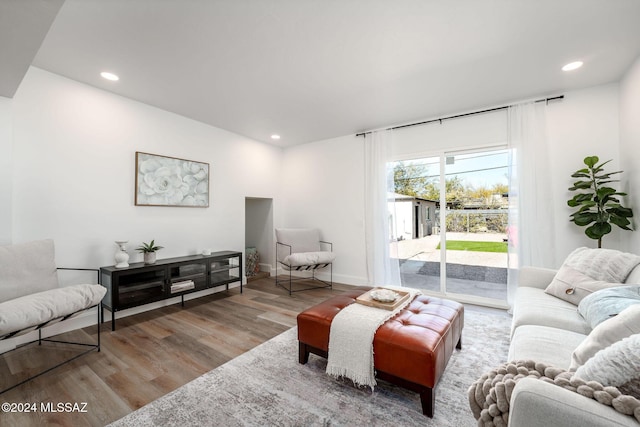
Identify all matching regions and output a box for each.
[114,240,130,268]
[136,239,164,264]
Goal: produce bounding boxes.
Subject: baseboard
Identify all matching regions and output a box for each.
[258,263,271,272]
[268,265,368,287]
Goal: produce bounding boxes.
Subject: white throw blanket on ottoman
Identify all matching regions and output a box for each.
[326,286,422,390]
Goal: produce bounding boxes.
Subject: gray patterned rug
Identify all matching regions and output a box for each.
[109,308,511,427]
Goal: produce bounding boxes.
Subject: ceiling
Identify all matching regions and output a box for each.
[4,0,640,147]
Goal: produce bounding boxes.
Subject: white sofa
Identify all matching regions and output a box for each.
[508,259,640,427]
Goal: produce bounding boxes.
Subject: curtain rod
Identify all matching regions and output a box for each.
[355,95,564,137]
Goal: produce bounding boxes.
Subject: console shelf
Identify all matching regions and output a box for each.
[100,251,242,330]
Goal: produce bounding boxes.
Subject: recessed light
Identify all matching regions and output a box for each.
[562,61,583,72]
[270,134,281,140]
[100,71,119,81]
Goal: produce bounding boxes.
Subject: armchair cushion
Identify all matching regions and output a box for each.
[276,228,321,249]
[0,239,59,303]
[0,284,106,338]
[283,251,336,267]
[276,228,330,263]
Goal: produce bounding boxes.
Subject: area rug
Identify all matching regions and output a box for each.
[109,308,511,427]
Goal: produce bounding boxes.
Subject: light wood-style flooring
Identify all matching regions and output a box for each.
[0,278,349,427]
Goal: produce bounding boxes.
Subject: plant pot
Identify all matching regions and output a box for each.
[144,252,157,264]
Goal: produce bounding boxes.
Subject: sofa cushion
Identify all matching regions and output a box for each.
[508,325,587,368]
[563,247,640,283]
[570,305,640,371]
[545,265,622,305]
[0,284,106,337]
[511,286,591,336]
[0,239,59,304]
[575,334,640,399]
[578,286,640,329]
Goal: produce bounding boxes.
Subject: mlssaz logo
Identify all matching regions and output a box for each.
[40,402,88,413]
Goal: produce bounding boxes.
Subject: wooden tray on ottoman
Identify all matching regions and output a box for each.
[355,287,410,311]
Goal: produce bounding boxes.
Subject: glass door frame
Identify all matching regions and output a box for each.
[391,143,510,309]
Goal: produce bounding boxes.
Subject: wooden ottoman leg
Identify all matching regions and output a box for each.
[298,342,310,364]
[420,387,435,418]
[456,336,462,350]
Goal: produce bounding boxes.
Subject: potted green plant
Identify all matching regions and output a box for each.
[136,240,164,264]
[567,156,634,248]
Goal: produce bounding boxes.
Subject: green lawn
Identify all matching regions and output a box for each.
[436,240,508,253]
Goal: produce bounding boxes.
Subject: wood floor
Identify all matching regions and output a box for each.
[0,278,349,427]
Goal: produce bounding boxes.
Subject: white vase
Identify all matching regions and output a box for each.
[144,252,157,265]
[115,241,130,268]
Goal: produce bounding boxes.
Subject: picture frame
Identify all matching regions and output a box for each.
[135,151,210,207]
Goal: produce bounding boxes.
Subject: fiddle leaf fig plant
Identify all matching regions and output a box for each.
[568,156,633,248]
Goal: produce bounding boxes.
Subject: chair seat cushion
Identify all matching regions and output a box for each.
[0,284,106,337]
[283,251,335,267]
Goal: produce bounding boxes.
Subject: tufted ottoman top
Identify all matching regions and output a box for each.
[297,287,464,389]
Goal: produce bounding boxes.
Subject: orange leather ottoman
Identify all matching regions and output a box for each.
[297,287,464,417]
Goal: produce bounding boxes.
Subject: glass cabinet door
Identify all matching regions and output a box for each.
[116,269,166,308]
[169,262,206,294]
[209,256,240,285]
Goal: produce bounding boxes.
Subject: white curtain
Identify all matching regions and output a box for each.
[364,130,401,286]
[507,102,555,307]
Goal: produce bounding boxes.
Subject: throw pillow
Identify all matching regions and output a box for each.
[578,285,640,329]
[563,247,640,283]
[575,334,640,399]
[544,265,622,305]
[570,304,640,371]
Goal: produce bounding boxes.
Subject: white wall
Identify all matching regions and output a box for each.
[620,56,640,254]
[11,67,282,278]
[0,96,12,245]
[392,109,508,159]
[281,83,624,285]
[280,135,368,284]
[546,83,622,262]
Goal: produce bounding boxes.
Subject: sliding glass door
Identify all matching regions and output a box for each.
[391,147,509,307]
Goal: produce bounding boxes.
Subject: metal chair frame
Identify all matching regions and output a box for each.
[0,268,102,395]
[275,240,333,295]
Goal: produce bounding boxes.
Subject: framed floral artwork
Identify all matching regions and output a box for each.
[135,152,209,207]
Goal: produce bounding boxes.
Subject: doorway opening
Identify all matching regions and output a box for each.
[245,197,273,281]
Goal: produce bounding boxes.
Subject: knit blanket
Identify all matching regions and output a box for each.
[468,360,640,427]
[325,286,421,390]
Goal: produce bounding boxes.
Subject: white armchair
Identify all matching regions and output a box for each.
[0,239,105,394]
[275,228,336,295]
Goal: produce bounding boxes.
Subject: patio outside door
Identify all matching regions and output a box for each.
[392,147,509,307]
